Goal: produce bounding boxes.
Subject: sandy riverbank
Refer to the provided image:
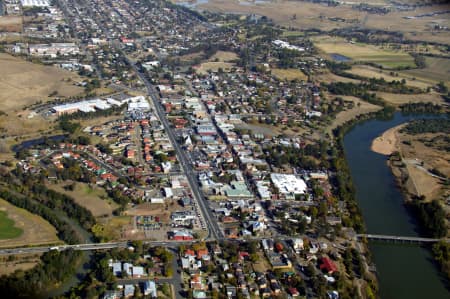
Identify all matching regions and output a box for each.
[371,124,404,155]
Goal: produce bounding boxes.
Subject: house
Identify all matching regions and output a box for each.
[170,230,194,241]
[226,285,237,298]
[288,287,300,297]
[102,290,122,299]
[141,280,157,297]
[319,257,337,274]
[123,284,135,298]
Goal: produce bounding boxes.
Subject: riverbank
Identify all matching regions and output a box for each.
[370,124,403,156]
[372,121,449,203]
[342,112,450,298]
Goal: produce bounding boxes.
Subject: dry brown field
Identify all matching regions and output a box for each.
[0,53,83,112]
[398,132,450,201]
[0,16,22,32]
[327,95,382,135]
[315,71,360,84]
[348,65,431,89]
[400,57,450,86]
[193,1,450,44]
[0,53,85,158]
[377,91,444,105]
[0,253,41,276]
[271,68,307,81]
[196,51,238,74]
[0,198,60,248]
[47,182,118,218]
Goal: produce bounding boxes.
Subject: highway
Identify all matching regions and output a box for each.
[0,240,190,256]
[123,54,223,241]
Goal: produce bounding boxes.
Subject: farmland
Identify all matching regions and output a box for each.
[401,57,450,86]
[196,0,450,44]
[0,199,60,248]
[348,65,432,89]
[312,35,416,69]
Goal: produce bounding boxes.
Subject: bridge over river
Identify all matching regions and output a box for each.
[357,234,450,244]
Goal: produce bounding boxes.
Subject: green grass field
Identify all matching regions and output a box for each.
[0,210,23,239]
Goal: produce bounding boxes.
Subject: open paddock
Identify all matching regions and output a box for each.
[400,56,450,86]
[312,35,416,69]
[0,16,22,32]
[0,53,83,112]
[377,92,444,105]
[0,199,60,248]
[46,182,119,218]
[327,95,382,135]
[271,68,307,81]
[348,65,431,89]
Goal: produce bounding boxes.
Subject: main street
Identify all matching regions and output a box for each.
[122,53,223,241]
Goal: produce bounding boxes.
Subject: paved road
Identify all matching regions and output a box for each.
[123,55,223,241]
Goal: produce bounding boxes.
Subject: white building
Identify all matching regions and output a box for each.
[21,0,50,7]
[52,99,111,115]
[29,43,80,57]
[270,173,307,196]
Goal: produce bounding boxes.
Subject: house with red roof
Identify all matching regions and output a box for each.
[319,257,337,274]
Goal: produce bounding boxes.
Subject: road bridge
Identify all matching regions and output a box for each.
[357,234,449,244]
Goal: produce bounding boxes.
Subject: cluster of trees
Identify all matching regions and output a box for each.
[432,241,450,281]
[59,118,81,134]
[326,82,386,106]
[409,200,447,238]
[400,102,443,114]
[0,250,81,299]
[343,248,365,279]
[263,142,329,170]
[58,105,123,122]
[56,157,95,183]
[401,118,450,135]
[0,188,82,244]
[30,183,95,231]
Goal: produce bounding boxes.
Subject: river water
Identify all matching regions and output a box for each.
[343,112,449,299]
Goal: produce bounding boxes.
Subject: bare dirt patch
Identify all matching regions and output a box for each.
[0,199,60,248]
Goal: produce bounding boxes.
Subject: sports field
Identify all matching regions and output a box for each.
[0,210,23,240]
[0,199,60,248]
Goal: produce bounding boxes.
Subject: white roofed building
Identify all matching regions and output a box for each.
[270,173,307,199]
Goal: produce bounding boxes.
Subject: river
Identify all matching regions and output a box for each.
[343,112,449,299]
